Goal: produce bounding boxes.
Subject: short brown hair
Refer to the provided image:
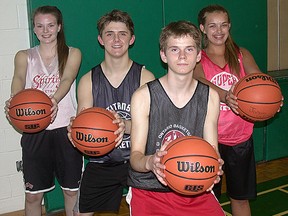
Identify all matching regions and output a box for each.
[159,20,202,53]
[97,9,134,36]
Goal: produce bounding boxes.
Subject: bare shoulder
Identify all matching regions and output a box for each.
[15,49,28,59]
[240,47,252,56]
[239,47,257,61]
[140,67,155,86]
[132,83,149,100]
[79,70,92,85]
[240,47,261,74]
[69,47,82,58]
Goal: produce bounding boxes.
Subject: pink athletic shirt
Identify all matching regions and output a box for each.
[200,50,253,145]
[25,46,77,130]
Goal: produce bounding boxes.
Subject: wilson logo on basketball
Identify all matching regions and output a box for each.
[245,74,277,84]
[177,161,216,173]
[15,107,47,117]
[75,131,108,143]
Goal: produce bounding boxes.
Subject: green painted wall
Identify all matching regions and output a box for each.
[27,0,268,163]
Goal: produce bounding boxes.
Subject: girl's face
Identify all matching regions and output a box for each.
[98,21,135,58]
[200,11,230,46]
[33,13,60,45]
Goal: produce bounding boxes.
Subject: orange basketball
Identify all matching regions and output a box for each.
[161,136,219,196]
[8,88,52,133]
[71,107,118,156]
[233,73,282,122]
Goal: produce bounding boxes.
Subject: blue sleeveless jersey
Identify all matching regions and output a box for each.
[90,62,143,163]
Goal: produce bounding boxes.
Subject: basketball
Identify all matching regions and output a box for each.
[71,107,118,156]
[233,73,282,122]
[161,136,219,196]
[8,88,52,133]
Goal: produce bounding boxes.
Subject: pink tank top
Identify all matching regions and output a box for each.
[201,50,253,145]
[25,46,77,130]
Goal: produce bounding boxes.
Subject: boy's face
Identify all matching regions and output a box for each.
[160,35,201,75]
[98,21,135,58]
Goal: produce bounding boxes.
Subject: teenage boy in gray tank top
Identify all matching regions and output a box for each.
[127,21,225,216]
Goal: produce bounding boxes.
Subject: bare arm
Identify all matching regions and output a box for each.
[76,71,93,114]
[11,50,28,95]
[203,87,220,152]
[203,87,224,188]
[240,47,262,75]
[124,67,155,135]
[67,71,93,145]
[129,84,167,185]
[53,48,82,103]
[130,85,151,172]
[5,50,28,120]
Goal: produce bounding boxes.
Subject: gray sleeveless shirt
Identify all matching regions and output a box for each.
[90,62,143,163]
[127,79,209,191]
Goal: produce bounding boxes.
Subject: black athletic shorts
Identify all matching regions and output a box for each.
[78,161,129,213]
[21,127,83,193]
[213,136,257,200]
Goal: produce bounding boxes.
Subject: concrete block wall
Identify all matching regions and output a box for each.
[0,0,29,214]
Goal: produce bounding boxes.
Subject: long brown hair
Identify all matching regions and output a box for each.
[33,6,69,77]
[198,5,240,76]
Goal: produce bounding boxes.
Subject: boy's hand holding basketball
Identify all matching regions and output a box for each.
[146,141,169,186]
[110,110,125,148]
[206,158,224,192]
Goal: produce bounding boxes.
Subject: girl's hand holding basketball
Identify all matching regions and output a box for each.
[67,116,76,147]
[50,97,58,123]
[4,95,13,121]
[146,141,169,186]
[110,110,125,147]
[225,84,238,114]
[278,96,284,112]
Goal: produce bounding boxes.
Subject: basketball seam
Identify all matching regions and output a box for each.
[71,127,116,132]
[71,139,116,148]
[9,102,52,109]
[237,99,282,104]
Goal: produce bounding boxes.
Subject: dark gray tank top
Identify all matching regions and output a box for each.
[127,79,209,191]
[89,62,143,163]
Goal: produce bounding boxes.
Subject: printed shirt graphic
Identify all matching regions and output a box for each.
[25,46,77,130]
[201,50,254,145]
[90,62,143,163]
